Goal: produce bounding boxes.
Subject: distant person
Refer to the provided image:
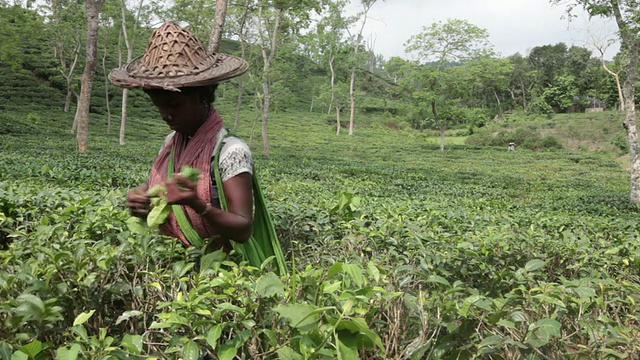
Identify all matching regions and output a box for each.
[109,22,252,252]
[508,142,515,151]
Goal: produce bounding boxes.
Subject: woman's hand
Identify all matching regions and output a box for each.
[164,175,206,212]
[127,183,150,218]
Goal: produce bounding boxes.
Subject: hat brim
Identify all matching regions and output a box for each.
[108,53,249,91]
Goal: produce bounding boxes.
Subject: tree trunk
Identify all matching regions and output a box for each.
[118,0,144,145]
[596,46,624,109]
[120,89,129,145]
[208,0,228,54]
[520,79,527,109]
[328,52,336,115]
[102,27,111,135]
[261,79,270,157]
[348,64,356,135]
[257,7,281,157]
[234,8,249,132]
[346,1,376,136]
[609,1,640,203]
[335,104,341,135]
[624,46,639,201]
[64,91,73,113]
[75,0,104,152]
[493,90,503,115]
[63,43,81,113]
[431,99,445,151]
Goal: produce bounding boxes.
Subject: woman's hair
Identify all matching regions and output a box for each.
[181,84,219,104]
[144,84,219,104]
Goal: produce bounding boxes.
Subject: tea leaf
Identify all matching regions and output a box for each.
[217,345,237,360]
[530,318,561,340]
[72,310,95,326]
[256,272,285,298]
[147,185,166,197]
[200,249,226,273]
[11,351,28,360]
[116,310,143,325]
[206,325,222,349]
[479,335,502,348]
[426,275,450,287]
[0,344,12,360]
[336,336,358,360]
[182,341,200,360]
[55,344,80,360]
[601,348,629,358]
[276,346,303,360]
[180,166,200,182]
[19,341,42,358]
[147,200,170,228]
[126,217,148,234]
[342,264,364,288]
[120,334,143,354]
[274,304,322,331]
[524,259,546,272]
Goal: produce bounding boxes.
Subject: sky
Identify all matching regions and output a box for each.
[346,0,621,61]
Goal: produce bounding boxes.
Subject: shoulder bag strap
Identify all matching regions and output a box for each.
[168,146,204,248]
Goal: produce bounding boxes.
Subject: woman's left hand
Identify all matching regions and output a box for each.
[164,175,201,208]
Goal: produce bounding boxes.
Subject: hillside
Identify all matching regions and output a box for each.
[3,102,640,357]
[3,4,640,357]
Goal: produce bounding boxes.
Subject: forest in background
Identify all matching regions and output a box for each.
[0,0,635,140]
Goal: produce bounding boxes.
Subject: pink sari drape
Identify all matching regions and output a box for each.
[148,109,223,246]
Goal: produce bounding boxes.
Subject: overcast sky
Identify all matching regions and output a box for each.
[346,0,621,61]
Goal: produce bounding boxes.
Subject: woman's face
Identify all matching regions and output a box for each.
[147,90,206,136]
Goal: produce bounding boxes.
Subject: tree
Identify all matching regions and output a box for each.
[307,0,352,132]
[506,53,534,109]
[225,0,253,131]
[552,0,640,202]
[592,36,625,109]
[463,57,514,113]
[254,2,282,157]
[47,0,84,114]
[405,18,494,150]
[528,43,569,87]
[117,0,145,145]
[345,0,377,136]
[160,0,216,41]
[74,0,105,152]
[249,0,322,155]
[208,0,228,53]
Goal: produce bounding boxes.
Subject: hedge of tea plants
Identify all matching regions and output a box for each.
[1,110,640,359]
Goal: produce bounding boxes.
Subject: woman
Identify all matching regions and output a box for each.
[109,22,252,252]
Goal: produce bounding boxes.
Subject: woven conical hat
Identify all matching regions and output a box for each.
[109,22,248,91]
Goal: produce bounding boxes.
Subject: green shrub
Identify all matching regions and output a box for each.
[466,127,563,150]
[610,131,628,152]
[526,97,554,118]
[539,135,564,150]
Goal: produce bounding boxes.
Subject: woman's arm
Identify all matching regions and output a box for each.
[193,173,253,243]
[165,174,253,243]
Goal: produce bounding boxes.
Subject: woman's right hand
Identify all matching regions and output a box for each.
[127,183,150,218]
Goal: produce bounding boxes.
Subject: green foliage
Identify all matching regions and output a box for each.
[466,125,565,151]
[526,96,554,117]
[1,107,639,359]
[1,1,640,357]
[611,130,628,152]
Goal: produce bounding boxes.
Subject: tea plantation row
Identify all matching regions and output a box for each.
[1,110,639,359]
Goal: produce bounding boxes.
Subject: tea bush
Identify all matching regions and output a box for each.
[1,109,639,359]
